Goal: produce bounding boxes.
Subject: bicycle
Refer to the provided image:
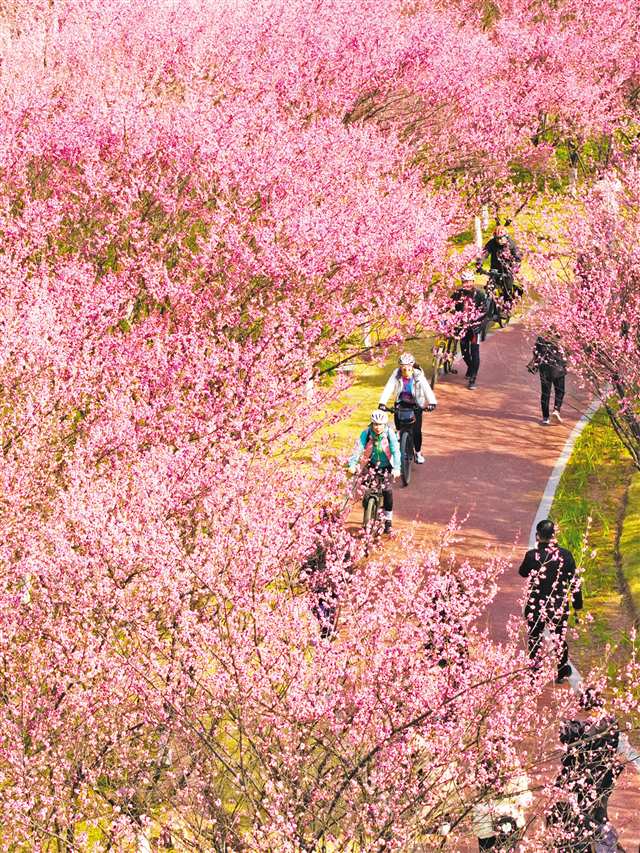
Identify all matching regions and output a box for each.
[477,267,522,334]
[381,402,421,486]
[359,466,390,532]
[430,334,458,389]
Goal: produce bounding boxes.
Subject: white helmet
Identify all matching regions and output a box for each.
[461,269,475,282]
[370,409,388,425]
[398,352,415,366]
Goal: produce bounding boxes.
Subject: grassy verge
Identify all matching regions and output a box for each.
[549,408,638,675]
[620,470,640,622]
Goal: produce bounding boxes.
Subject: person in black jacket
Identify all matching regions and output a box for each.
[527,334,568,425]
[476,225,523,324]
[518,519,582,683]
[451,270,490,390]
[556,688,622,826]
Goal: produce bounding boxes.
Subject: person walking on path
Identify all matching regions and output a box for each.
[379,352,437,463]
[451,270,490,390]
[518,518,583,683]
[527,333,568,425]
[556,687,623,829]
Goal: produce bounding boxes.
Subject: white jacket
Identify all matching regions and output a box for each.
[379,366,437,409]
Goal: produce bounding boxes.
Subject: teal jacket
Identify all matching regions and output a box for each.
[349,426,401,473]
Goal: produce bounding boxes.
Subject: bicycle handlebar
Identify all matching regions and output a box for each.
[379,403,428,413]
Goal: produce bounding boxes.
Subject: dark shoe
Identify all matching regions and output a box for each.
[449,368,458,374]
[383,520,392,535]
[468,379,477,390]
[540,418,550,425]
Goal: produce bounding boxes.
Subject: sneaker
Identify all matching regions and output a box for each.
[415,452,425,464]
[383,520,392,535]
[468,381,476,390]
[552,409,563,423]
[540,418,550,425]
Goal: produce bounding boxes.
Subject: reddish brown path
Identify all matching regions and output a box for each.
[388,322,640,848]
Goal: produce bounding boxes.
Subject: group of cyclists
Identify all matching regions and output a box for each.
[348,224,523,533]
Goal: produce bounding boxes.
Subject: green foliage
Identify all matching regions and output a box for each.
[619,471,640,619]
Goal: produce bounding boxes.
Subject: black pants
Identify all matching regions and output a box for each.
[394,407,423,453]
[366,464,393,511]
[540,368,565,419]
[478,837,496,849]
[526,605,570,678]
[461,331,480,381]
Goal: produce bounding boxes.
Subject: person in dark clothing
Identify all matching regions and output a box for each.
[527,334,567,425]
[451,270,490,390]
[556,688,623,826]
[545,801,603,852]
[518,519,582,683]
[476,225,523,323]
[301,510,353,639]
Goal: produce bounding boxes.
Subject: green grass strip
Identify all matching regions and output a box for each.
[620,470,640,622]
[550,408,637,671]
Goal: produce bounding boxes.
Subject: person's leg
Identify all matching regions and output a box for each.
[553,374,566,413]
[540,369,552,420]
[382,483,393,531]
[446,335,458,370]
[526,609,545,670]
[502,275,515,317]
[413,407,423,454]
[478,837,497,850]
[469,341,480,384]
[552,610,571,679]
[461,332,472,373]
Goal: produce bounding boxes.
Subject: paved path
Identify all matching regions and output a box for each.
[381,322,639,848]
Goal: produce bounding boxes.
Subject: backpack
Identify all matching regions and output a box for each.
[537,337,567,377]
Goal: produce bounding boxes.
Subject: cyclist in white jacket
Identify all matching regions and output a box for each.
[379,352,437,464]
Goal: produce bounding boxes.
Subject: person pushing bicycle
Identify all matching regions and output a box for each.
[348,410,400,534]
[450,271,491,390]
[378,352,437,464]
[476,225,522,325]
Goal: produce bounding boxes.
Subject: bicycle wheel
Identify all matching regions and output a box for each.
[363,495,378,529]
[400,431,412,486]
[443,337,457,374]
[430,351,441,389]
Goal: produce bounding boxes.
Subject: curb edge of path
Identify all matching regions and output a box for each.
[527,398,640,774]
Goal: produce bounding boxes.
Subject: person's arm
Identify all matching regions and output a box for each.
[388,428,401,475]
[348,429,368,471]
[567,551,583,611]
[417,371,437,407]
[518,550,534,578]
[379,371,398,407]
[532,337,547,367]
[476,240,491,269]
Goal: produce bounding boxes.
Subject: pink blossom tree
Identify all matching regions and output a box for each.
[1,0,640,848]
[532,161,640,468]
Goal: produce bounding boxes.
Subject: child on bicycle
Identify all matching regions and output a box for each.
[348,410,400,534]
[378,352,437,464]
